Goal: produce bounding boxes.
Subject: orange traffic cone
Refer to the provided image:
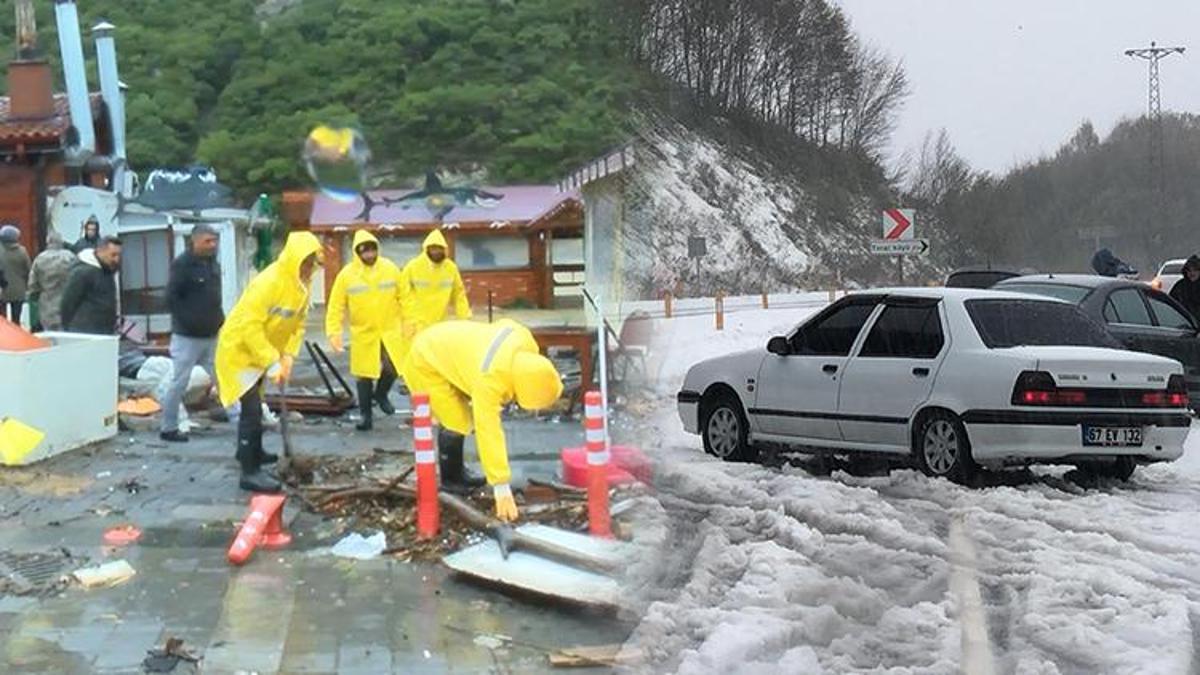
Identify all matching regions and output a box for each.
[261,499,292,550]
[0,317,49,352]
[227,494,286,565]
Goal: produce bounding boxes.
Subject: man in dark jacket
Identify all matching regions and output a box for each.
[60,236,121,334]
[71,215,101,254]
[0,224,31,325]
[159,224,225,442]
[1170,255,1200,322]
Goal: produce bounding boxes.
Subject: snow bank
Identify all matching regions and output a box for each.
[622,304,1200,674]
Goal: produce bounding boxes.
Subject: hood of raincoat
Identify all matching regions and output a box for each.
[352,229,380,262]
[511,351,564,410]
[422,230,448,252]
[278,231,323,282]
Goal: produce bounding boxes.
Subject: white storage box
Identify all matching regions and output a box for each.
[0,332,118,465]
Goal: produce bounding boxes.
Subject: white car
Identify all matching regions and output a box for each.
[1151,259,1186,294]
[677,288,1190,482]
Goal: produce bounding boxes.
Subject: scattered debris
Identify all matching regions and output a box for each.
[116,397,161,416]
[473,633,511,650]
[73,559,136,589]
[142,636,202,673]
[330,531,387,560]
[102,524,142,546]
[120,477,147,495]
[549,644,642,668]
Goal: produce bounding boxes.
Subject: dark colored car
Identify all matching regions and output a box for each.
[945,266,1024,289]
[995,274,1200,408]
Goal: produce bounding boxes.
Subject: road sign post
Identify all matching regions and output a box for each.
[877,209,925,283]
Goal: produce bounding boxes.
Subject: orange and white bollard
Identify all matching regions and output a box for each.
[715,291,725,331]
[584,391,612,538]
[412,393,439,539]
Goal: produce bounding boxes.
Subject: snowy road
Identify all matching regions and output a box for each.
[621,306,1200,674]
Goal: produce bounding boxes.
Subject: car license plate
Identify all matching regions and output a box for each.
[1082,426,1143,447]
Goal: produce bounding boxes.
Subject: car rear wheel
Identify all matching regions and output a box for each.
[913,411,977,484]
[701,391,758,463]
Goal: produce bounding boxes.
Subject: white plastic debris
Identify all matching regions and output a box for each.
[73,559,136,588]
[330,531,386,560]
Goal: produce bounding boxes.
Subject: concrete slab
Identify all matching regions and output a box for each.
[443,540,623,610]
[202,567,297,674]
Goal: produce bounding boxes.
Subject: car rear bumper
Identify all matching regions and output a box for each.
[963,409,1189,463]
[677,390,701,434]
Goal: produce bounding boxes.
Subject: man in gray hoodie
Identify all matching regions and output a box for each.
[26,230,77,331]
[0,225,31,326]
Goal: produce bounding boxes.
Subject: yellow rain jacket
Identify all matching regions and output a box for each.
[216,231,323,407]
[403,319,563,486]
[325,230,406,379]
[400,230,471,336]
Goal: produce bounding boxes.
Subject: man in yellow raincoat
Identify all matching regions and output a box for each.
[216,231,323,492]
[399,230,471,357]
[403,319,563,521]
[325,230,405,431]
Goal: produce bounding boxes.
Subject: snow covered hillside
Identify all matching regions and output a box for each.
[621,305,1200,674]
[620,114,948,299]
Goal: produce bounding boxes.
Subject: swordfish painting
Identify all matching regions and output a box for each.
[353,172,504,222]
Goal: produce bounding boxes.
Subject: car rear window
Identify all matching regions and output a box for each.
[996,282,1090,304]
[1161,263,1184,275]
[965,299,1118,349]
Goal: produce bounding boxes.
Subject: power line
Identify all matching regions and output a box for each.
[1124,41,1185,238]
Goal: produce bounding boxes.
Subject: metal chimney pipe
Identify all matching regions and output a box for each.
[53,0,95,161]
[93,20,126,193]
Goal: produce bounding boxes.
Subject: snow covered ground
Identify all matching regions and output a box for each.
[621,305,1200,674]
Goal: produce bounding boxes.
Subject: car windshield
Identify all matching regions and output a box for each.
[1162,263,1184,275]
[995,282,1090,304]
[965,299,1118,349]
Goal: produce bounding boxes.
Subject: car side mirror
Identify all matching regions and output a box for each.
[767,336,790,356]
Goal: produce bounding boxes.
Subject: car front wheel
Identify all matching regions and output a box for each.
[914,411,977,484]
[701,391,758,463]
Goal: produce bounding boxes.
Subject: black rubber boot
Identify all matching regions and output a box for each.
[438,429,486,492]
[239,469,281,493]
[375,372,396,415]
[355,379,373,431]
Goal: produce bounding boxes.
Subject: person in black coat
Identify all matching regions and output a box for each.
[60,236,122,335]
[1170,255,1200,322]
[159,224,226,442]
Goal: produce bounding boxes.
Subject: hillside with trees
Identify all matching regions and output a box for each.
[906,115,1200,275]
[1,0,634,198]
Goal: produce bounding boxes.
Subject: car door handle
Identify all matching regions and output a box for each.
[912,367,930,377]
[822,364,838,374]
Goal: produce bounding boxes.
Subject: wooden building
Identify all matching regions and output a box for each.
[287,186,585,310]
[1,0,117,257]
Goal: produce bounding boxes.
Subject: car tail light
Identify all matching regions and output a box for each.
[1143,375,1189,408]
[1011,371,1089,406]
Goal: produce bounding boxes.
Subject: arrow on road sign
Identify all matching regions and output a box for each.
[883,208,915,240]
[871,239,929,255]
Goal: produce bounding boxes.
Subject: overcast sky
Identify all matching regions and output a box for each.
[835,0,1200,175]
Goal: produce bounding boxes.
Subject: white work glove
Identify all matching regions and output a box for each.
[493,483,519,523]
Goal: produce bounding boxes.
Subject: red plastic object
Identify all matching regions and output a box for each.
[561,445,653,489]
[0,317,49,352]
[102,524,142,546]
[228,494,287,565]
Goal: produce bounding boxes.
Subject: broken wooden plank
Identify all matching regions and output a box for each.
[549,644,643,668]
[443,540,623,609]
